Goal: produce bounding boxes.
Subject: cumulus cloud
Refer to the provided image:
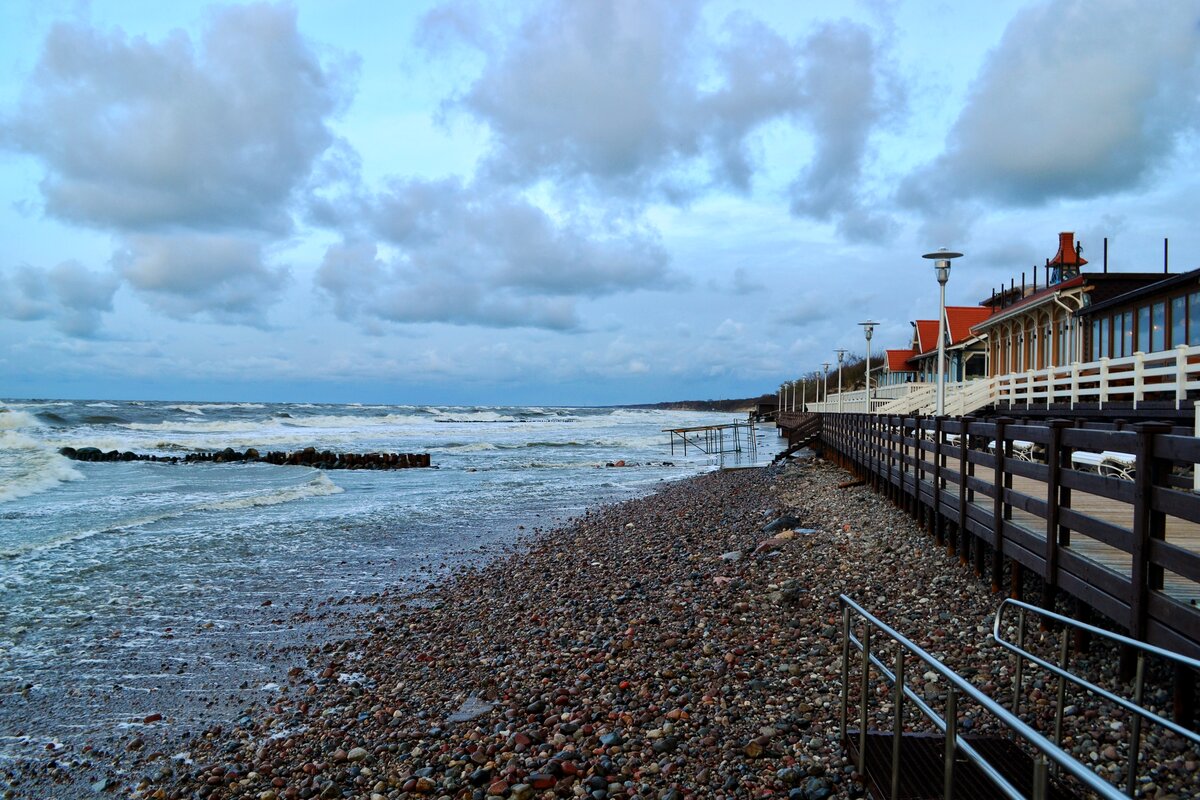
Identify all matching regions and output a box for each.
[426,0,895,227]
[0,261,118,337]
[788,21,897,240]
[316,178,675,331]
[901,0,1200,209]
[115,234,288,324]
[2,3,353,234]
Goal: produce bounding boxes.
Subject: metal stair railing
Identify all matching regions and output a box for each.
[993,598,1200,797]
[840,593,1127,800]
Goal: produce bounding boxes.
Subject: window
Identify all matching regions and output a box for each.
[1112,314,1124,357]
[1123,311,1134,357]
[1100,317,1109,358]
[1173,295,1187,347]
[1138,306,1150,352]
[1152,301,1166,351]
[1191,292,1200,346]
[1092,319,1100,360]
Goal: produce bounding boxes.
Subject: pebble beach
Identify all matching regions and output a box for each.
[14,456,1199,799]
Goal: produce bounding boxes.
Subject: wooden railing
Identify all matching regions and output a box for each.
[809,344,1200,416]
[818,413,1200,688]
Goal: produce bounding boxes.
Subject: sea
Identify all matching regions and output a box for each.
[0,399,774,777]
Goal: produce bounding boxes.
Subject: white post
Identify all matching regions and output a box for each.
[1175,344,1188,410]
[791,381,797,412]
[802,381,806,413]
[1133,351,1145,410]
[1070,361,1080,410]
[1099,356,1110,409]
[1194,409,1199,494]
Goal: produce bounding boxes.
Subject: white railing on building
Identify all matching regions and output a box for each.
[807,344,1200,416]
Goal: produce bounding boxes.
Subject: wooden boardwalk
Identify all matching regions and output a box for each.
[803,412,1200,672]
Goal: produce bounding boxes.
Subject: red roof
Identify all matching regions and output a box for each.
[911,306,996,358]
[946,306,995,343]
[914,320,939,353]
[886,349,916,372]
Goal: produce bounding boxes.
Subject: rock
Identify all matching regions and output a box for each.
[346,747,368,762]
[763,513,802,533]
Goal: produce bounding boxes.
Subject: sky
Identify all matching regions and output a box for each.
[1,0,1199,405]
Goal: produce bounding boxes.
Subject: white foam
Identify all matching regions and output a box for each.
[0,410,41,431]
[0,430,84,504]
[85,402,118,408]
[200,473,343,511]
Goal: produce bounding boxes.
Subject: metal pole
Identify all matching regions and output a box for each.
[944,687,957,800]
[892,645,904,800]
[840,606,851,740]
[937,278,947,416]
[859,625,870,773]
[1013,607,1026,715]
[1127,652,1145,796]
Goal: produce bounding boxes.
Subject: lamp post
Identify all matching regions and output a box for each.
[791,380,798,412]
[835,349,847,414]
[859,320,878,412]
[778,384,784,416]
[801,379,806,413]
[922,248,964,416]
[821,362,830,410]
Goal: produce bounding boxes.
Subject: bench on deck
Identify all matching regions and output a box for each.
[1071,450,1136,480]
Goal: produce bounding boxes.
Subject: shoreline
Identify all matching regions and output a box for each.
[14,458,1197,799]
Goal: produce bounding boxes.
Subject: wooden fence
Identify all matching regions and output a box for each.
[807,412,1200,718]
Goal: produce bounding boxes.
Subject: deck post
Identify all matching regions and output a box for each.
[1042,420,1071,610]
[933,415,945,549]
[1124,421,1171,679]
[958,416,972,567]
[1099,357,1110,409]
[1069,361,1080,410]
[991,417,1013,593]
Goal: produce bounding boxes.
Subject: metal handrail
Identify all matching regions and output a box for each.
[993,597,1200,795]
[840,594,1126,800]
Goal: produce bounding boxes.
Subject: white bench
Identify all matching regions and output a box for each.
[988,439,1036,462]
[1071,450,1136,480]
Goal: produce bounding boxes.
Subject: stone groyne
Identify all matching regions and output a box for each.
[58,446,432,469]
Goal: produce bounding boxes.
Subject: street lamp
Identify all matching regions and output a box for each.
[835,349,848,414]
[821,362,831,409]
[922,248,963,416]
[859,320,878,412]
[791,380,798,412]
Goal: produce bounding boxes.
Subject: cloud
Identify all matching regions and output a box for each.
[731,266,765,295]
[788,21,898,240]
[901,0,1200,209]
[115,234,288,324]
[0,261,118,337]
[317,178,676,330]
[2,3,353,234]
[425,0,897,239]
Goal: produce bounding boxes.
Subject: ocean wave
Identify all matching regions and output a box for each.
[199,473,343,511]
[0,410,41,430]
[171,403,267,415]
[121,419,267,434]
[0,474,342,557]
[82,414,129,425]
[436,441,499,452]
[85,402,118,408]
[0,431,84,504]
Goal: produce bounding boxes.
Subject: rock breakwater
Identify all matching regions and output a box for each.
[58,446,432,469]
